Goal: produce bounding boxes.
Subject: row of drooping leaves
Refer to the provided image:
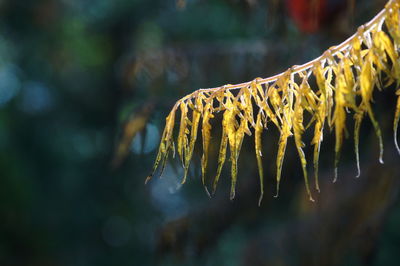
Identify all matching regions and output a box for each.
[147,0,400,204]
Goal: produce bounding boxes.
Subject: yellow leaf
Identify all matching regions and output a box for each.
[147,107,177,183]
[354,111,364,177]
[360,53,384,164]
[394,89,400,154]
[255,112,264,205]
[275,125,290,198]
[177,102,189,166]
[212,127,228,194]
[182,97,202,184]
[293,80,314,201]
[201,101,214,192]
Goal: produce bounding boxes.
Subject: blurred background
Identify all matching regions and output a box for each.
[1,0,399,265]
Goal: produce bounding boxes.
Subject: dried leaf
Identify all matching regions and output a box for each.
[293,80,314,201]
[177,101,189,166]
[147,107,176,183]
[182,97,202,184]
[255,112,264,205]
[394,89,400,154]
[201,101,213,191]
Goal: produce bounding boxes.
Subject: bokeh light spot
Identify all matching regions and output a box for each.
[0,64,20,107]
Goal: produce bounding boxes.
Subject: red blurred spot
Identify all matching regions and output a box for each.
[287,0,327,33]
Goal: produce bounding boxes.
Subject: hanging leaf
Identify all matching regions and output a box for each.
[148,0,400,203]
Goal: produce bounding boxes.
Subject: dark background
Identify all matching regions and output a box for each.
[0,0,399,265]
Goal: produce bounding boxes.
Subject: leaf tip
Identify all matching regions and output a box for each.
[333,168,338,183]
[258,193,264,207]
[145,175,152,185]
[230,190,236,201]
[395,130,400,154]
[204,186,211,198]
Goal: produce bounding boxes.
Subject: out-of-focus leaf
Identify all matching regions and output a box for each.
[112,102,154,168]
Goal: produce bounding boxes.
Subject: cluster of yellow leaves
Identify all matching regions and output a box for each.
[148,0,400,204]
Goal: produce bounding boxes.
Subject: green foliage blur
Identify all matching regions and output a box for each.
[0,0,399,265]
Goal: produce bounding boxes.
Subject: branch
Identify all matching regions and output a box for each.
[148,0,400,203]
